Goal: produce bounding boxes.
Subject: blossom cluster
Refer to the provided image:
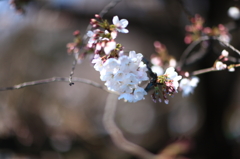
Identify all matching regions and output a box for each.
[87,15,149,102]
[151,67,182,104]
[150,66,199,103]
[184,14,231,44]
[87,21,202,104]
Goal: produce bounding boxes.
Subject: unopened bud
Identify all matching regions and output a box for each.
[90,19,97,24]
[73,30,80,36]
[228,6,240,20]
[95,14,101,19]
[221,50,229,57]
[229,67,235,72]
[92,24,98,28]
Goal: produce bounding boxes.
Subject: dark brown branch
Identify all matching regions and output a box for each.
[103,93,155,159]
[0,77,109,92]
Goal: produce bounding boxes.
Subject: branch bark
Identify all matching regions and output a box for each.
[0,77,111,93]
[103,93,156,159]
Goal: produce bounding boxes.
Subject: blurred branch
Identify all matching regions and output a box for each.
[192,63,240,75]
[177,0,194,20]
[103,93,155,159]
[213,36,240,56]
[69,0,123,85]
[192,67,217,75]
[178,36,240,70]
[0,77,114,93]
[177,36,210,69]
[184,43,209,66]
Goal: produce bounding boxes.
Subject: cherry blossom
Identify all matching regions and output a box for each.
[93,51,148,103]
[215,61,227,70]
[104,40,116,55]
[179,77,199,96]
[151,65,163,76]
[112,16,129,33]
[164,67,182,91]
[118,87,147,103]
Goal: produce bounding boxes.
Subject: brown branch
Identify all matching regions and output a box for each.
[0,77,110,92]
[103,93,155,159]
[192,67,217,76]
[192,63,240,76]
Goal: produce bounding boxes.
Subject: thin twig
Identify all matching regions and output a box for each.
[103,93,155,159]
[213,36,240,56]
[177,0,194,20]
[69,60,76,86]
[192,67,217,76]
[69,0,123,85]
[0,77,112,93]
[184,44,209,65]
[192,62,240,76]
[177,36,210,69]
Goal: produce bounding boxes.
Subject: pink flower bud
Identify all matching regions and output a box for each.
[73,30,80,36]
[95,14,101,19]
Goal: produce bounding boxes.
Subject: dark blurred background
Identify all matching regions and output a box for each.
[0,0,240,158]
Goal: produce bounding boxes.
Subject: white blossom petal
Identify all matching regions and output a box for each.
[180,77,199,96]
[119,19,129,28]
[215,61,227,70]
[119,28,129,33]
[112,16,119,25]
[104,41,116,54]
[151,65,164,76]
[112,16,129,33]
